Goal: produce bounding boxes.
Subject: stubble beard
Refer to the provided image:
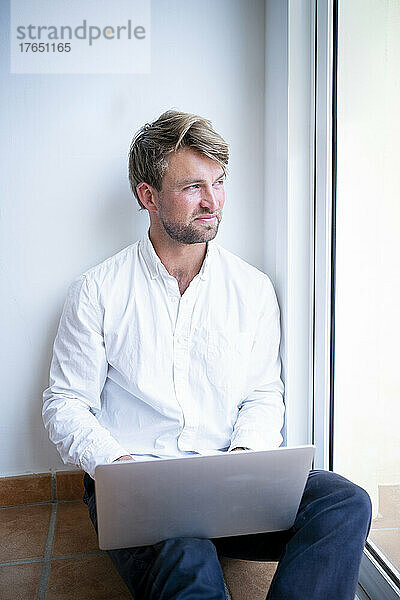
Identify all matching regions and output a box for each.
[159,212,222,245]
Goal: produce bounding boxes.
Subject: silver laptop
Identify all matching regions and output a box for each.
[95,445,315,550]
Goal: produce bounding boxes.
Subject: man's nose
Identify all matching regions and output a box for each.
[200,185,219,211]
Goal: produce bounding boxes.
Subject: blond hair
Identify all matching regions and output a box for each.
[128,110,229,210]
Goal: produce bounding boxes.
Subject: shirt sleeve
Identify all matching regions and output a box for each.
[228,275,285,452]
[42,274,130,479]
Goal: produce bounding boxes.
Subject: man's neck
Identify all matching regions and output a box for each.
[148,225,207,293]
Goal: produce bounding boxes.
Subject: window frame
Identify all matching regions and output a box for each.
[313,1,400,598]
[264,0,315,451]
[264,1,399,595]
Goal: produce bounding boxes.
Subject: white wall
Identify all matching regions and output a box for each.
[0,0,267,476]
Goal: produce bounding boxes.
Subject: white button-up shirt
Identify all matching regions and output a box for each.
[42,231,284,479]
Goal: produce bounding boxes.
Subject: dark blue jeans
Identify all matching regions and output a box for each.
[83,469,371,600]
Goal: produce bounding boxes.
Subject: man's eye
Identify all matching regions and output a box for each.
[214,179,224,186]
[186,184,200,190]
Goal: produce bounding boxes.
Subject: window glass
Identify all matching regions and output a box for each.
[334,0,400,577]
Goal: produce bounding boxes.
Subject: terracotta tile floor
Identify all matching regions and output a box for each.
[0,495,278,600]
[2,473,398,599]
[2,493,397,599]
[0,500,132,600]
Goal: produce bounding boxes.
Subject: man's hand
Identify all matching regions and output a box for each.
[113,455,133,462]
[231,447,250,451]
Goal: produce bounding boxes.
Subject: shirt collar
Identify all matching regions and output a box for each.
[139,229,214,281]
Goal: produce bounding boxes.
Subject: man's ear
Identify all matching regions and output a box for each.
[136,182,159,213]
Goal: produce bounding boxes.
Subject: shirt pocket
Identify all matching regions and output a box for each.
[206,330,253,395]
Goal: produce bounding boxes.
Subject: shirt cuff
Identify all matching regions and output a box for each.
[228,429,283,453]
[80,440,131,480]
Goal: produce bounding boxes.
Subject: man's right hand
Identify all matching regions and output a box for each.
[113,455,133,462]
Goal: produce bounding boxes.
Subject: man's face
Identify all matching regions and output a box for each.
[155,147,225,244]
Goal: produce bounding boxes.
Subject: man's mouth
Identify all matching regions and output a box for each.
[195,214,218,223]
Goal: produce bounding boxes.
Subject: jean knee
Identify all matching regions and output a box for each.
[162,536,216,553]
[330,473,372,535]
[308,471,372,526]
[348,482,372,527]
[159,537,218,563]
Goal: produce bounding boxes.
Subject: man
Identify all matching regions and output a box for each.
[43,110,371,600]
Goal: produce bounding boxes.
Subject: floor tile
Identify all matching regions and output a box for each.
[371,513,400,530]
[56,471,85,501]
[0,473,52,507]
[369,529,400,573]
[378,484,400,523]
[0,562,42,600]
[46,555,132,599]
[220,557,277,600]
[0,504,51,562]
[52,500,99,556]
